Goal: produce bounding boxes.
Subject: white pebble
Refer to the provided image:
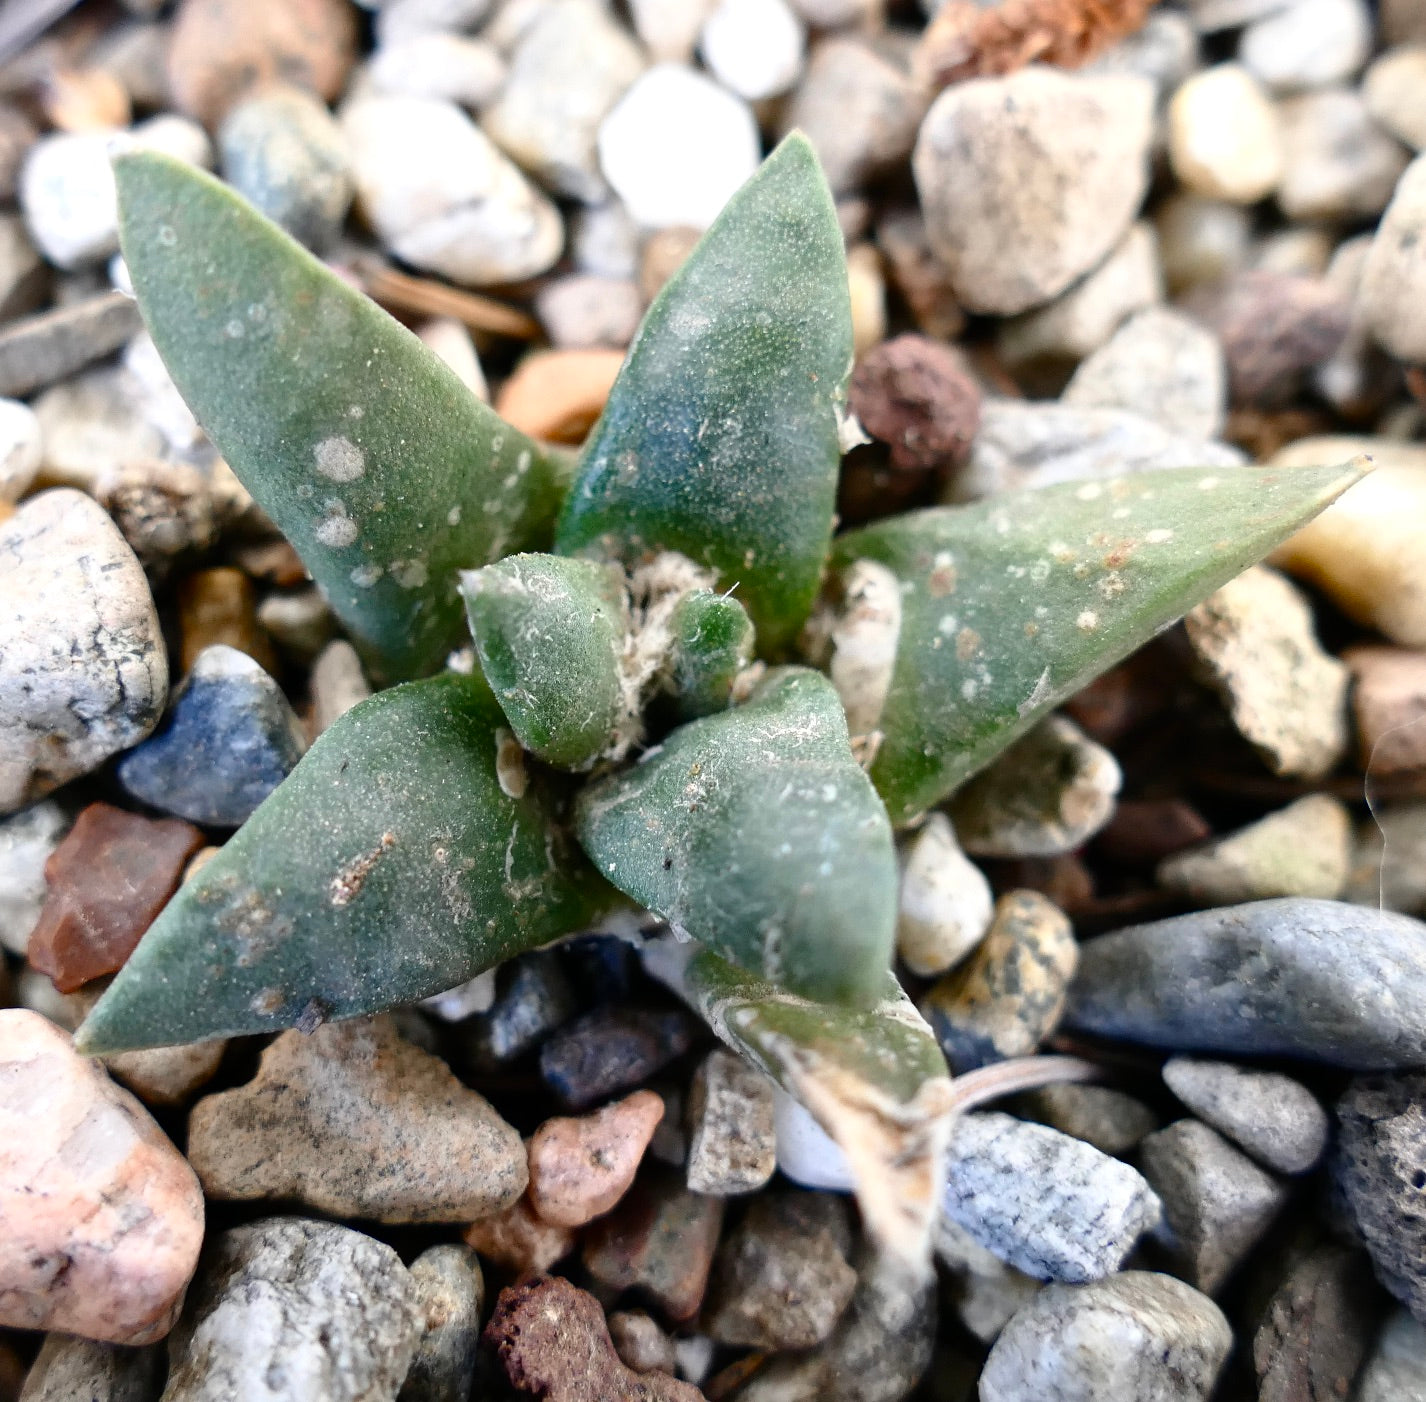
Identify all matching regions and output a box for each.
[0,399,41,504]
[700,0,806,102]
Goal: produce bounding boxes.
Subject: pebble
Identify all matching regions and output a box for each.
[341,95,563,286]
[0,1010,203,1343]
[0,290,142,400]
[979,1271,1233,1402]
[702,1190,856,1349]
[416,315,488,399]
[364,33,507,107]
[177,566,277,673]
[1386,0,1426,41]
[188,1015,528,1222]
[1062,306,1225,442]
[219,85,353,254]
[0,399,40,503]
[0,799,67,956]
[17,1333,160,1401]
[1139,1118,1290,1293]
[167,0,358,128]
[875,205,967,344]
[921,890,1077,1073]
[1333,1070,1426,1320]
[1184,565,1349,779]
[912,68,1155,316]
[950,716,1122,859]
[1348,645,1426,773]
[1315,234,1399,418]
[597,64,760,229]
[1353,801,1426,916]
[163,1217,421,1402]
[257,587,335,661]
[1087,9,1200,99]
[1271,437,1426,648]
[1253,1243,1381,1402]
[581,1169,725,1320]
[400,1245,484,1402]
[1094,797,1212,869]
[895,813,993,978]
[494,346,624,442]
[1168,64,1284,204]
[782,37,924,197]
[461,949,576,1065]
[484,0,644,203]
[1155,192,1253,295]
[997,221,1163,386]
[31,368,166,494]
[104,1037,228,1108]
[1362,155,1426,365]
[117,645,306,828]
[685,1049,777,1196]
[847,242,886,355]
[1066,897,1426,1068]
[527,1089,664,1227]
[570,199,641,280]
[464,1195,576,1274]
[1277,88,1411,223]
[93,460,226,576]
[608,1310,678,1373]
[1015,1083,1159,1156]
[310,639,372,738]
[27,803,203,993]
[628,0,716,62]
[535,274,642,350]
[1239,0,1372,91]
[539,1005,695,1110]
[943,1112,1162,1283]
[1,489,167,815]
[1158,793,1353,904]
[0,105,38,205]
[0,214,47,324]
[934,1214,1042,1344]
[1365,46,1426,152]
[485,1274,702,1402]
[700,0,805,101]
[1357,1310,1426,1402]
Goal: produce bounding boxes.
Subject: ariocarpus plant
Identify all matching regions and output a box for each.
[75,134,1364,1274]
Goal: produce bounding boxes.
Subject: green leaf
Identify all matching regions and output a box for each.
[682,948,954,1273]
[830,461,1370,825]
[115,152,568,681]
[576,668,897,1007]
[554,133,853,655]
[461,553,629,768]
[75,673,609,1053]
[664,589,755,721]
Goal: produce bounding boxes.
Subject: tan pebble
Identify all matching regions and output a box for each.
[527,1088,664,1228]
[638,225,701,302]
[685,1049,776,1197]
[40,69,132,132]
[847,243,886,357]
[1346,645,1426,773]
[177,566,277,675]
[1169,64,1284,204]
[464,1194,576,1274]
[0,1009,203,1344]
[608,1309,678,1373]
[104,1038,227,1107]
[494,348,625,444]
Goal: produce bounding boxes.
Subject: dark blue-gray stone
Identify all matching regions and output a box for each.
[1066,898,1426,1069]
[540,1005,696,1110]
[457,949,576,1068]
[117,644,305,827]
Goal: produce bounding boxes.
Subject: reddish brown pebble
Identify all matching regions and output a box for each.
[849,334,982,473]
[167,0,358,128]
[1094,799,1213,868]
[485,1275,704,1402]
[464,1195,576,1275]
[528,1089,665,1228]
[494,349,625,444]
[1346,646,1426,775]
[582,1169,725,1322]
[877,208,967,342]
[177,566,278,675]
[27,803,204,994]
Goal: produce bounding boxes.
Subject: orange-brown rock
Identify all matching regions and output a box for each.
[494,349,625,444]
[464,1195,576,1275]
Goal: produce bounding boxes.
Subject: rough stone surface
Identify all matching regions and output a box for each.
[464,1196,576,1275]
[1362,156,1426,365]
[1157,794,1353,904]
[685,1049,776,1197]
[1139,1118,1290,1294]
[104,1038,228,1108]
[1168,63,1283,204]
[1357,1310,1426,1402]
[0,1010,203,1344]
[1185,565,1349,779]
[27,802,204,993]
[921,890,1078,1074]
[539,1005,695,1110]
[912,68,1155,316]
[1333,1071,1426,1321]
[188,1015,527,1223]
[0,800,69,956]
[163,1217,421,1402]
[895,812,993,978]
[979,1272,1233,1402]
[1277,89,1411,224]
[1162,1057,1329,1175]
[527,1089,664,1228]
[1366,47,1426,152]
[399,1245,484,1402]
[1068,898,1426,1068]
[0,489,167,815]
[849,334,981,474]
[702,1190,856,1350]
[17,1333,160,1402]
[942,1112,1162,1283]
[1016,1083,1158,1156]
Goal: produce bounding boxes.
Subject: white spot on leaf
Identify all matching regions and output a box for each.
[315,436,366,482]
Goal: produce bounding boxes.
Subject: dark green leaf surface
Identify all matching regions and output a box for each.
[665,589,755,720]
[116,152,568,680]
[832,462,1369,825]
[76,674,608,1052]
[555,133,853,654]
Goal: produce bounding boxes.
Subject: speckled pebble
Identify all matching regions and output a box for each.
[1362,154,1426,365]
[895,813,994,978]
[685,1048,776,1197]
[1015,1083,1159,1156]
[463,1195,575,1276]
[0,799,68,956]
[16,1333,160,1402]
[399,1245,484,1402]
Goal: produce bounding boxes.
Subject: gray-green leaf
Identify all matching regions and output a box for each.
[115,151,568,681]
[75,673,609,1053]
[554,133,853,655]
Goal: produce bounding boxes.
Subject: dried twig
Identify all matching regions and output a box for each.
[347,256,541,341]
[945,1054,1106,1115]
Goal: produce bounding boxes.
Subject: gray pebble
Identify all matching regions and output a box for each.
[257,588,335,663]
[1086,11,1200,101]
[1362,154,1426,364]
[310,640,371,739]
[1277,88,1411,224]
[0,214,47,323]
[163,1218,422,1402]
[31,367,168,494]
[375,0,492,46]
[534,274,642,350]
[933,1214,1041,1344]
[1239,0,1372,91]
[1139,1118,1289,1294]
[1357,1309,1426,1402]
[398,1245,484,1402]
[1066,898,1426,1069]
[1155,191,1253,295]
[0,290,141,399]
[979,1271,1233,1402]
[1350,801,1426,917]
[685,1048,776,1197]
[569,199,640,280]
[0,489,166,816]
[459,949,576,1066]
[1163,1057,1329,1174]
[943,1112,1162,1283]
[18,1333,159,1401]
[607,1310,677,1374]
[1015,1083,1159,1156]
[1333,1071,1426,1321]
[0,799,68,956]
[364,34,507,108]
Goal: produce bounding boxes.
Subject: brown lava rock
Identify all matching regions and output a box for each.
[27,802,204,993]
[848,334,982,473]
[485,1275,704,1401]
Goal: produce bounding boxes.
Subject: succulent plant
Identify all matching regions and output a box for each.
[75,133,1364,1273]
